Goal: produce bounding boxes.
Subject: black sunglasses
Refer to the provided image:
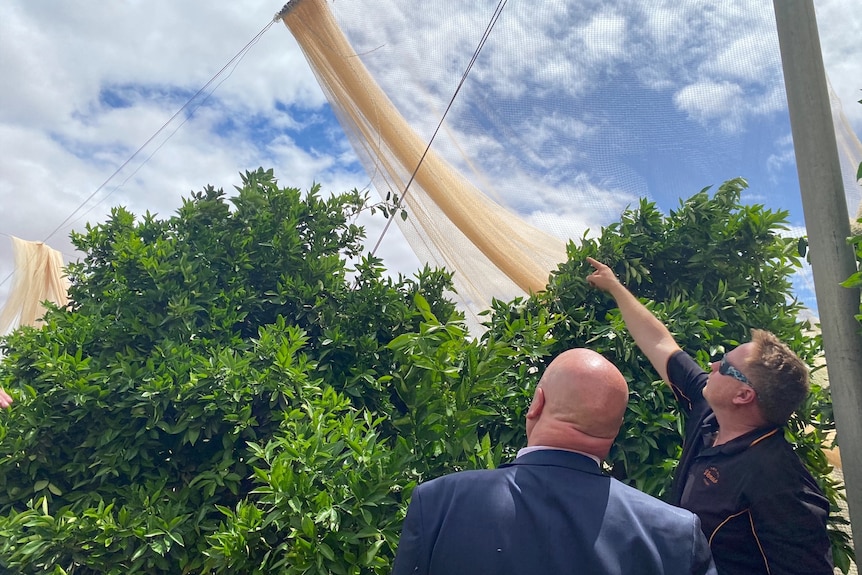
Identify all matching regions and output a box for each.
[719,356,750,385]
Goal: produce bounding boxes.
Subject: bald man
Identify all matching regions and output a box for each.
[391,348,716,575]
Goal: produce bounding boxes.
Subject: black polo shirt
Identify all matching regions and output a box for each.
[666,351,832,575]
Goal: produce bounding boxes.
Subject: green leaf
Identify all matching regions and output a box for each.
[301,515,316,538]
[318,541,335,561]
[362,539,385,566]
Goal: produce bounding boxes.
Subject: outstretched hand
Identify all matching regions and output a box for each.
[0,387,12,409]
[585,257,621,293]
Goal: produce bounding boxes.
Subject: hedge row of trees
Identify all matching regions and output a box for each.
[0,168,854,573]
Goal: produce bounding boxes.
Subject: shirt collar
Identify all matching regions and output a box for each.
[699,416,781,455]
[517,445,601,466]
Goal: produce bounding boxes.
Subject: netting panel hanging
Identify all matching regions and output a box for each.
[282,0,568,318]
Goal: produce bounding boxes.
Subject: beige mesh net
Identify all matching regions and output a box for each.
[281,0,567,314]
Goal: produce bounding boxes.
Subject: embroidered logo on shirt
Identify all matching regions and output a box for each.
[702,466,720,486]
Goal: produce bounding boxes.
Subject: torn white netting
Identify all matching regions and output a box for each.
[0,237,69,335]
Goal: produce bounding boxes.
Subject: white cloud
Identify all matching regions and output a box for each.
[674,80,748,132]
[582,10,628,62]
[767,133,796,181]
[526,173,640,243]
[815,0,862,133]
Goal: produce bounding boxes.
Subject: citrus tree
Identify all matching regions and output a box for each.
[0,168,506,574]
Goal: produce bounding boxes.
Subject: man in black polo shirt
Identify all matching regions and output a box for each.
[586,257,833,575]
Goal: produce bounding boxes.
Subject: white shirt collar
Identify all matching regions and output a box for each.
[516,445,601,466]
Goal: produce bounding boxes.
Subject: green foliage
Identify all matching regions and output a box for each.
[0,171,849,572]
[0,169,485,574]
[846,232,862,325]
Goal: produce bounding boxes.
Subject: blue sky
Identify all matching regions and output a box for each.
[1,0,860,323]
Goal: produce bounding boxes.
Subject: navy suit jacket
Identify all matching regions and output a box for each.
[391,449,716,575]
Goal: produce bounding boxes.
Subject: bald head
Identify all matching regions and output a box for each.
[526,349,629,456]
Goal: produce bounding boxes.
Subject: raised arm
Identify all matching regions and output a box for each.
[586,257,681,384]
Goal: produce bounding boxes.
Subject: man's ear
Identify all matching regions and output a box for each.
[526,387,545,420]
[732,385,758,406]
